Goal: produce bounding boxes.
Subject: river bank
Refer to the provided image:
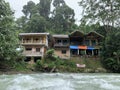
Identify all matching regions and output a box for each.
[0,57,109,74]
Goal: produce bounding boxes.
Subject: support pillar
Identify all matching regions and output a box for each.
[29,57,34,64]
[77,49,79,55]
[85,50,86,55]
[92,50,94,56]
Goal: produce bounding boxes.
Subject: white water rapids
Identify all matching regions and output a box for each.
[0,73,120,90]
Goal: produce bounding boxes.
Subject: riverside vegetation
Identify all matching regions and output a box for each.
[0,0,120,73]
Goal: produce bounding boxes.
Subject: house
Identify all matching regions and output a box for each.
[69,30,85,56]
[52,30,104,59]
[53,35,70,59]
[69,30,104,57]
[19,30,104,61]
[19,33,49,64]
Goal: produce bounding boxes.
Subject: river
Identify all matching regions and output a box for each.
[0,73,120,90]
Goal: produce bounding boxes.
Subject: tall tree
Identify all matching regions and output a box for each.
[25,14,47,33]
[53,0,65,8]
[0,0,20,63]
[101,29,120,72]
[51,0,75,34]
[22,1,37,18]
[37,0,52,19]
[79,0,120,34]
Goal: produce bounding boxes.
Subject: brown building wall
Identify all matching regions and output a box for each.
[54,48,70,59]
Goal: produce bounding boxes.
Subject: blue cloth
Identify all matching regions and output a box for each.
[70,45,78,49]
[87,46,94,50]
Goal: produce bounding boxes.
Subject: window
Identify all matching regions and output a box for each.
[85,40,89,46]
[63,40,68,45]
[92,40,96,46]
[26,48,32,51]
[36,48,40,52]
[35,38,39,41]
[61,50,66,54]
[26,38,31,43]
[57,40,61,43]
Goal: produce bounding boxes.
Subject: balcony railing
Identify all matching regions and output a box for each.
[54,43,69,47]
[21,40,46,45]
[23,51,43,56]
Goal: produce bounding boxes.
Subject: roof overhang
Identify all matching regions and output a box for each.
[69,30,84,37]
[86,31,104,38]
[19,33,49,36]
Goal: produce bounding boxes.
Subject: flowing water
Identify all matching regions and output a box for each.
[0,73,120,90]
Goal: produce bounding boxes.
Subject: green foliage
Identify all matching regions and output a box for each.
[35,49,76,72]
[38,0,52,19]
[101,30,120,72]
[22,1,37,18]
[45,49,55,58]
[79,0,120,33]
[51,2,75,34]
[0,0,24,71]
[16,0,77,34]
[25,14,48,33]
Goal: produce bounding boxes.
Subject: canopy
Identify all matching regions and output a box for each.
[78,46,87,49]
[87,46,94,50]
[70,45,78,49]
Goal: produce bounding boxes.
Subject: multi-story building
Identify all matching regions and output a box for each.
[19,30,104,61]
[53,35,70,59]
[52,30,104,59]
[19,33,49,64]
[69,30,104,57]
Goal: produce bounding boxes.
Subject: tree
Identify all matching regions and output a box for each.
[37,0,52,19]
[79,0,120,34]
[101,29,120,72]
[22,1,37,18]
[53,0,65,8]
[24,14,47,33]
[15,16,28,32]
[0,0,21,65]
[51,0,75,34]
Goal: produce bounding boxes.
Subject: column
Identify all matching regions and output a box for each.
[92,50,94,56]
[78,49,79,55]
[98,49,100,56]
[22,38,23,43]
[85,50,86,55]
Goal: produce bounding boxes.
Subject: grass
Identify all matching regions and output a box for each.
[70,57,103,69]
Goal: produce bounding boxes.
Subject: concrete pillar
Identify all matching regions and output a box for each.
[98,49,100,56]
[78,49,79,55]
[85,50,86,55]
[22,38,23,43]
[92,50,94,56]
[29,57,34,64]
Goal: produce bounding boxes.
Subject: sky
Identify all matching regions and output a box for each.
[5,0,82,24]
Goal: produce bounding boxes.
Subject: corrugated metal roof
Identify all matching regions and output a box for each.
[19,33,49,36]
[53,35,69,38]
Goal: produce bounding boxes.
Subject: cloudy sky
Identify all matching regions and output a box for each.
[5,0,82,24]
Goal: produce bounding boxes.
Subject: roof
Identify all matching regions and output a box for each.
[52,35,69,38]
[86,31,104,38]
[69,30,84,37]
[19,33,49,36]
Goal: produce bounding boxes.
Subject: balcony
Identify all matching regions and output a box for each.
[21,40,46,45]
[54,43,69,47]
[23,51,43,57]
